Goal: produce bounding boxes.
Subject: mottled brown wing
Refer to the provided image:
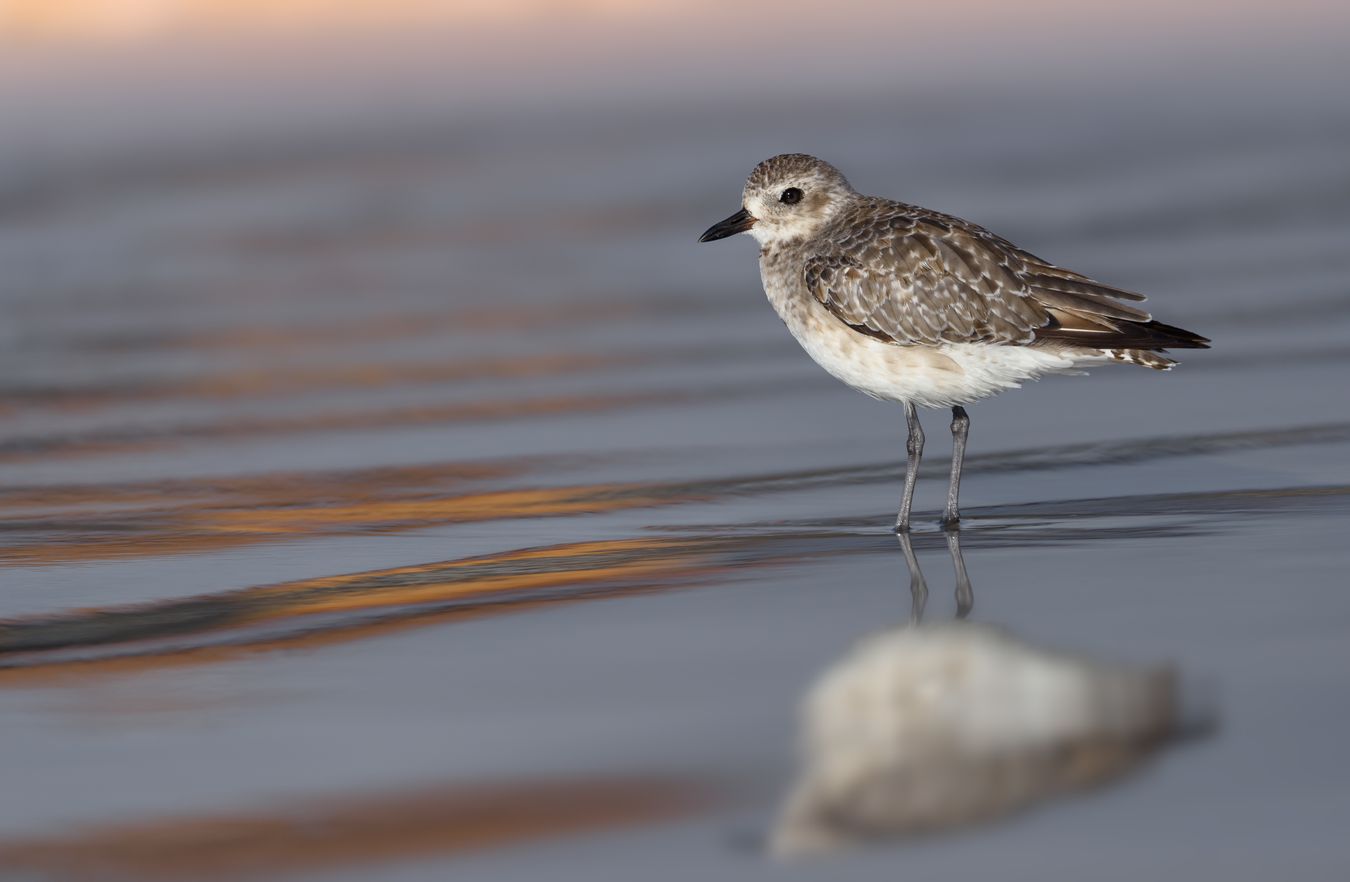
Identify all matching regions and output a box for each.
[802,220,1051,345]
[986,233,1214,349]
[804,205,1169,348]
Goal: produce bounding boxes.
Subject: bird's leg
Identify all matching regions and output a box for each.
[897,402,924,532]
[896,531,928,624]
[942,405,970,528]
[945,529,974,619]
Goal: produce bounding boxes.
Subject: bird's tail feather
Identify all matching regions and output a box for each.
[1101,348,1178,371]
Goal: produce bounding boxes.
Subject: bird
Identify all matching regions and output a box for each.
[698,153,1209,532]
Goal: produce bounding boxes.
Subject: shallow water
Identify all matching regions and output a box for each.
[2,52,1350,880]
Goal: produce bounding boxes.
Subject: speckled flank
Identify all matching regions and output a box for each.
[760,244,1084,408]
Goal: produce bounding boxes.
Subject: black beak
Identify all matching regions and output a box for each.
[698,207,755,243]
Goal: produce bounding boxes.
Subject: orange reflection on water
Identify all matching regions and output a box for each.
[101,297,693,355]
[0,460,521,513]
[0,381,756,466]
[0,775,711,880]
[0,474,692,565]
[14,352,626,414]
[0,533,749,683]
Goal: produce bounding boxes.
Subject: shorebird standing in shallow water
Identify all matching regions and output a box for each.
[700,153,1209,531]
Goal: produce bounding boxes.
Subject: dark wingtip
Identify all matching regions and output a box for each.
[1148,320,1211,349]
[1036,318,1211,350]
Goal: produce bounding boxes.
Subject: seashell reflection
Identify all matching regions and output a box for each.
[772,534,1184,857]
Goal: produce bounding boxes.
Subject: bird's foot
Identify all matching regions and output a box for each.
[940,513,961,531]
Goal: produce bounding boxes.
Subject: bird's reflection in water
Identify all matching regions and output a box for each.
[899,530,974,624]
[772,532,1188,858]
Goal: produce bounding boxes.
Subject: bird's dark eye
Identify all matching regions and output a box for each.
[780,187,804,205]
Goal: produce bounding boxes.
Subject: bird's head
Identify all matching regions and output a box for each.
[699,154,857,247]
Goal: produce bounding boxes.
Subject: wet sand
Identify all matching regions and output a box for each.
[3,59,1350,880]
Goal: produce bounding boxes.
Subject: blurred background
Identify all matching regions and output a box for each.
[2,2,1349,879]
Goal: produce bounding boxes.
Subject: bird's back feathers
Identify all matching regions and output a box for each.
[801,198,1209,365]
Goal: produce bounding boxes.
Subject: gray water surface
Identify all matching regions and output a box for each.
[1,56,1349,880]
